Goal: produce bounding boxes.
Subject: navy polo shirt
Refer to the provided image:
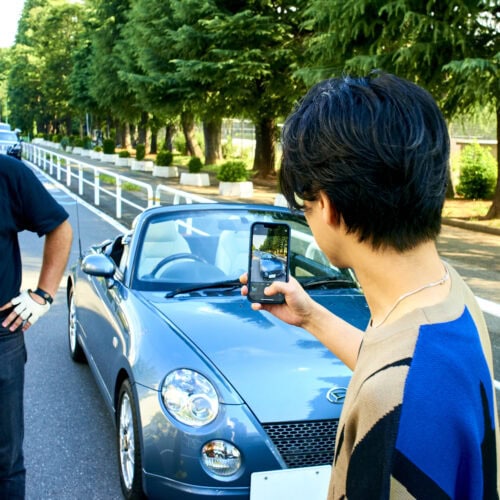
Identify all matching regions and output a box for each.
[0,155,69,306]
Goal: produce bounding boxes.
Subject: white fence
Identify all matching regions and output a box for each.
[24,143,214,221]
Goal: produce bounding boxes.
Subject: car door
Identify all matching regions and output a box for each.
[77,263,128,408]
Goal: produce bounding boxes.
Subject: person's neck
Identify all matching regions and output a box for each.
[352,241,450,329]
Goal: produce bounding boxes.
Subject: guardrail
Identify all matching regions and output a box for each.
[24,143,214,220]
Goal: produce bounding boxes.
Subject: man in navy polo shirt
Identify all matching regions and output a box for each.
[0,154,73,499]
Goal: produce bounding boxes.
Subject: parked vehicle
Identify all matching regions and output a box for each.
[0,130,22,160]
[258,251,286,279]
[67,203,370,499]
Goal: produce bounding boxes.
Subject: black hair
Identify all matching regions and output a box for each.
[279,72,450,252]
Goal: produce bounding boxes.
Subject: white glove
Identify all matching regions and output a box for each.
[11,290,51,326]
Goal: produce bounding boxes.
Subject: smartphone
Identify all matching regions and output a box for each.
[248,222,290,304]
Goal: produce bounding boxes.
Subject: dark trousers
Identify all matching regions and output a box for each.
[0,325,26,500]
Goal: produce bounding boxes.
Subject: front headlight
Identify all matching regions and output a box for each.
[162,369,219,427]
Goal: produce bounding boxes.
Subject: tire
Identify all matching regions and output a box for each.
[117,380,145,499]
[68,289,86,363]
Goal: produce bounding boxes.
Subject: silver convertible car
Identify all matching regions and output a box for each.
[67,203,369,499]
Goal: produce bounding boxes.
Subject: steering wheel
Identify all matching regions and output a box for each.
[150,253,208,278]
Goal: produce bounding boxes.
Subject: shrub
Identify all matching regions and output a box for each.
[188,156,203,173]
[102,139,116,154]
[156,150,174,166]
[73,137,84,147]
[60,136,70,151]
[93,145,103,152]
[456,142,497,200]
[118,150,131,158]
[217,160,250,182]
[83,136,92,150]
[51,134,62,143]
[135,143,146,161]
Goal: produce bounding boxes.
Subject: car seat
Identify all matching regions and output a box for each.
[215,230,249,277]
[139,220,190,277]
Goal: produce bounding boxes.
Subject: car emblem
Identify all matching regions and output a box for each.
[326,387,347,404]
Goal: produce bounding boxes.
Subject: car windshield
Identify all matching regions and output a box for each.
[0,131,18,142]
[131,208,357,292]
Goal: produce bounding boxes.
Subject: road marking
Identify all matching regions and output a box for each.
[476,297,500,319]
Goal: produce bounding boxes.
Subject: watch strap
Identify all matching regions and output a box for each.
[30,287,53,305]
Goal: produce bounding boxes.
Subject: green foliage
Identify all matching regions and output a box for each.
[456,143,497,200]
[83,136,92,150]
[102,139,116,154]
[73,137,84,147]
[188,157,203,173]
[93,145,103,152]
[60,136,70,150]
[118,150,131,158]
[173,133,187,155]
[51,134,62,143]
[156,149,173,166]
[217,160,250,182]
[135,143,146,161]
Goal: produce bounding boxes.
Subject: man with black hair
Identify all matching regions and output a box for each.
[0,154,72,499]
[242,73,498,498]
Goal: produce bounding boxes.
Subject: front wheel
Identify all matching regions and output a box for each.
[117,380,145,499]
[68,289,86,363]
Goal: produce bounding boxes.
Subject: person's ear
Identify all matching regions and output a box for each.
[318,190,339,226]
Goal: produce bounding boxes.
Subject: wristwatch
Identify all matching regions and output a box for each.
[30,287,54,305]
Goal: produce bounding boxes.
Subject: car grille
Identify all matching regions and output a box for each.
[262,419,338,469]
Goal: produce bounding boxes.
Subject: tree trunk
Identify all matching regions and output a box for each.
[181,111,202,158]
[164,122,176,152]
[484,106,500,219]
[445,169,455,198]
[150,129,157,154]
[252,117,276,178]
[121,122,131,149]
[203,118,223,165]
[137,111,149,149]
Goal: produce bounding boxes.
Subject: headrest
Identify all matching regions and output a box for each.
[145,220,180,243]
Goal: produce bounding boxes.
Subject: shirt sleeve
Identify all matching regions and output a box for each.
[11,160,69,236]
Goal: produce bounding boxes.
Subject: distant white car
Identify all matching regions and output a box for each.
[0,130,22,160]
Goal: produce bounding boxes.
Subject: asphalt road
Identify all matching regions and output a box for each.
[17,162,500,499]
[20,182,124,499]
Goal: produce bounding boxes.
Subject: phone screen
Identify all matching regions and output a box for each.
[248,222,290,304]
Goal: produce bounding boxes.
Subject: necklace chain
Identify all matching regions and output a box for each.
[371,267,450,328]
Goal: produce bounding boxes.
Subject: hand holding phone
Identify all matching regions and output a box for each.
[247,222,290,304]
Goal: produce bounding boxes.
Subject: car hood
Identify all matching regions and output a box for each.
[147,291,369,422]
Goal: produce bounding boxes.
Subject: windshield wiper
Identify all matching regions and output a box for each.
[301,277,357,290]
[165,279,241,298]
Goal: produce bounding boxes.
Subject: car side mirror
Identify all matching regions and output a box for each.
[82,254,115,278]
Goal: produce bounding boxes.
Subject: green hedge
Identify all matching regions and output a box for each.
[156,150,174,166]
[188,157,203,173]
[456,142,496,199]
[217,160,250,182]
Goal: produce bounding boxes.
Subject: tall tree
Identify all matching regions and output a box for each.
[8,0,83,135]
[302,0,500,217]
[88,0,140,145]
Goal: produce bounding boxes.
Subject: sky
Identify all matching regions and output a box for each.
[0,0,25,48]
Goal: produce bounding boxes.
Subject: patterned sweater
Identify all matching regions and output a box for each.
[328,265,499,499]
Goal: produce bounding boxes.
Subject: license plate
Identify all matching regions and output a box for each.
[250,465,331,500]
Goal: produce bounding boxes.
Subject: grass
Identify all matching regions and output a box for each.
[100,173,141,192]
[442,199,500,230]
